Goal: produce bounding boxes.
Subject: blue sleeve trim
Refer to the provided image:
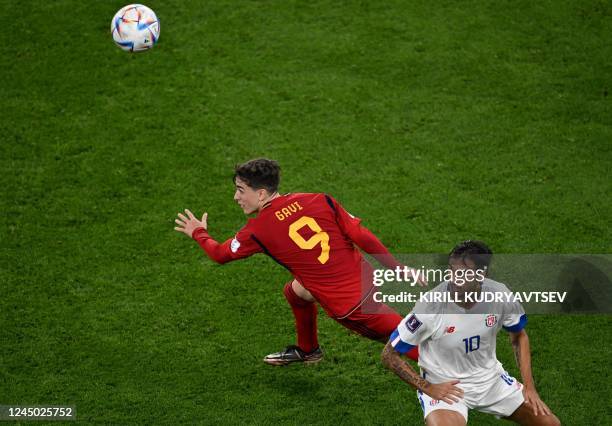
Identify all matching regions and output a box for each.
[389,329,416,354]
[503,314,528,333]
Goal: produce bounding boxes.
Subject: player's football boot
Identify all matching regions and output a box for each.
[263,345,323,366]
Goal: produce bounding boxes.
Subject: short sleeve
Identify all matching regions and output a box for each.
[503,312,527,333]
[502,290,527,332]
[389,312,437,354]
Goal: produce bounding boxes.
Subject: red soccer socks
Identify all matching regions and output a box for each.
[283,282,319,354]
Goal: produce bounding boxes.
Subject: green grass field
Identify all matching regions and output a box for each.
[1,0,611,424]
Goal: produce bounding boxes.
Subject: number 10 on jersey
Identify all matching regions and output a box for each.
[463,335,480,353]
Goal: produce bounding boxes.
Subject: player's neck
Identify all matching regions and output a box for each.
[257,192,281,212]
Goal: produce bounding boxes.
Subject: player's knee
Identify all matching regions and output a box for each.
[284,280,315,306]
[291,279,315,302]
[547,415,561,426]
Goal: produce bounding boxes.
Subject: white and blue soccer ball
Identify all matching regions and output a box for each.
[111,4,160,52]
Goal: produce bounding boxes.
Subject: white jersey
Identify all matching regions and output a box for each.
[390,278,526,393]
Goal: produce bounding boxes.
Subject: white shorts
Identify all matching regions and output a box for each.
[417,371,525,422]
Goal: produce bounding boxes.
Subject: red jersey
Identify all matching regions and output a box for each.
[192,193,401,317]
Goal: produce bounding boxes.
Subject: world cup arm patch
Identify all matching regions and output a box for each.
[230,238,241,253]
[405,314,423,333]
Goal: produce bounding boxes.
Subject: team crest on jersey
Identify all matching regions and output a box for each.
[230,238,241,253]
[405,314,422,333]
[486,314,497,327]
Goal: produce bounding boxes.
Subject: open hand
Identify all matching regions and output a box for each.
[174,209,208,238]
[522,386,551,416]
[424,380,464,405]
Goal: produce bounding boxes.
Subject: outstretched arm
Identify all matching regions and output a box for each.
[381,341,463,404]
[174,209,237,264]
[328,195,426,285]
[345,224,427,286]
[509,330,552,416]
[345,224,400,267]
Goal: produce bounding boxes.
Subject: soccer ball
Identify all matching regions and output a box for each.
[111,4,160,52]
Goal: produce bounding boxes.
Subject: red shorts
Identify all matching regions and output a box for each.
[322,300,402,342]
[332,303,419,360]
[301,271,404,343]
[335,308,402,342]
[295,280,420,360]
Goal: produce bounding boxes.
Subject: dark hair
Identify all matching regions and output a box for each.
[233,158,281,193]
[449,240,493,271]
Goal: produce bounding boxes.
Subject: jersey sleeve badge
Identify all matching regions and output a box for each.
[230,238,241,253]
[405,314,423,333]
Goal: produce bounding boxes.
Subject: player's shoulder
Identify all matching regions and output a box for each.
[412,281,450,315]
[282,192,337,209]
[282,192,320,200]
[236,217,259,233]
[285,192,330,201]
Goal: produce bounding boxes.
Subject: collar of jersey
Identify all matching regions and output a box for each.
[261,193,291,211]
